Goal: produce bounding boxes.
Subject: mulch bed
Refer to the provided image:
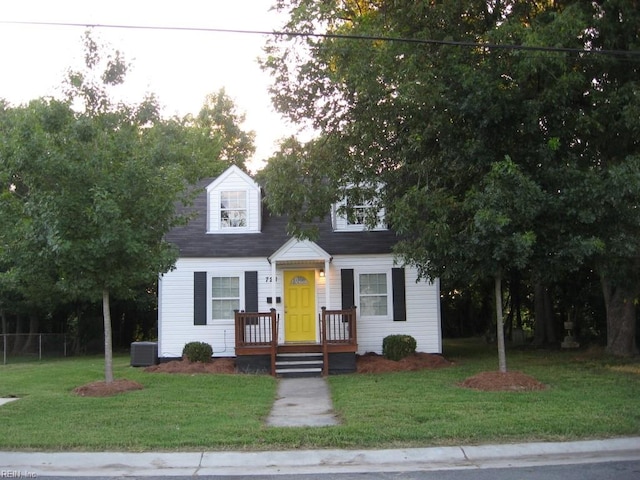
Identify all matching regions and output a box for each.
[144,358,236,374]
[458,371,547,391]
[356,352,452,373]
[71,353,545,396]
[72,379,144,397]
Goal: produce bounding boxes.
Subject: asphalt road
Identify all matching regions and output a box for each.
[35,460,640,480]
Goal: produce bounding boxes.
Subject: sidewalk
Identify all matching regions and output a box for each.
[1,437,639,476]
[266,377,340,427]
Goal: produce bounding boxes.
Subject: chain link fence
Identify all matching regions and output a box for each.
[1,334,69,364]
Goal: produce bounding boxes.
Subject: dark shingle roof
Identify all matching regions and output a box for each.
[166,179,399,258]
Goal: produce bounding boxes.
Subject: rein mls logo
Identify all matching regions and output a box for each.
[0,472,36,479]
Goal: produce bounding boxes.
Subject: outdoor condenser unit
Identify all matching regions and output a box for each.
[130,341,158,367]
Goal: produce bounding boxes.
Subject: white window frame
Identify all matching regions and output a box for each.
[332,186,387,232]
[220,190,248,230]
[356,270,392,319]
[210,273,245,322]
[346,196,372,226]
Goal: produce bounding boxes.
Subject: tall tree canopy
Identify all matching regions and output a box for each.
[0,32,255,379]
[261,1,640,356]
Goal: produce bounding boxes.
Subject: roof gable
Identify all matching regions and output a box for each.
[269,238,332,264]
[205,164,259,193]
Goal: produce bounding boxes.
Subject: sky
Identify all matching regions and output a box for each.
[0,0,295,172]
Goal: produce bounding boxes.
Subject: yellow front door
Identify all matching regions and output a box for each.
[284,270,316,342]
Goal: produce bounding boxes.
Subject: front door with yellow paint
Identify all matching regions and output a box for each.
[284,270,316,342]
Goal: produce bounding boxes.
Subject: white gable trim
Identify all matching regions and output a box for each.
[268,238,332,264]
[205,164,258,192]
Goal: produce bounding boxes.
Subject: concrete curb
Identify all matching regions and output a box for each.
[1,437,639,476]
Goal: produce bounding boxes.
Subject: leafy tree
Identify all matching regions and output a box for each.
[0,32,253,380]
[192,89,256,167]
[261,1,639,356]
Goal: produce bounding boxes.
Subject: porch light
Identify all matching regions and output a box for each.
[319,269,325,278]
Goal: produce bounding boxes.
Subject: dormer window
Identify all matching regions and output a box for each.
[333,185,387,232]
[206,165,261,234]
[220,191,247,229]
[346,195,372,226]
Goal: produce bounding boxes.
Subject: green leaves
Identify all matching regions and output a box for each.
[466,157,542,270]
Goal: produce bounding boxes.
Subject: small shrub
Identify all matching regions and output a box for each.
[382,334,417,361]
[182,341,213,363]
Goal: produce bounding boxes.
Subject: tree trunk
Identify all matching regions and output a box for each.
[1,309,6,361]
[12,314,24,354]
[21,315,39,353]
[533,283,557,346]
[601,277,639,357]
[103,288,114,383]
[495,274,507,373]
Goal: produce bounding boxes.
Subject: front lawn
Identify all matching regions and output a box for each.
[0,339,638,451]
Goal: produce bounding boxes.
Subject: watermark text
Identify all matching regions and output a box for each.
[1,471,37,479]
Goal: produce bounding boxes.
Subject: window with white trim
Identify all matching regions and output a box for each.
[346,195,370,226]
[211,276,240,320]
[359,273,388,316]
[332,187,387,232]
[220,191,247,229]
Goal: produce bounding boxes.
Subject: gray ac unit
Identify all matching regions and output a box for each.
[130,341,158,367]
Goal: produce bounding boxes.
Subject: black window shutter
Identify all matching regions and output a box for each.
[392,267,407,321]
[193,272,207,325]
[341,269,355,309]
[244,271,259,312]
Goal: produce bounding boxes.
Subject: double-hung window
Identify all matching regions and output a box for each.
[211,276,240,321]
[359,273,388,316]
[346,195,369,226]
[220,191,247,229]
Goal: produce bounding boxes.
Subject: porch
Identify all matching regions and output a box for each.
[234,307,358,376]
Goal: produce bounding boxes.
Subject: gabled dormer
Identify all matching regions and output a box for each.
[206,165,261,234]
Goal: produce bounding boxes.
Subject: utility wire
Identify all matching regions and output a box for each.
[2,20,639,58]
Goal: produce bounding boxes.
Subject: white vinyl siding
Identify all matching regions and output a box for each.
[158,253,441,359]
[326,256,442,355]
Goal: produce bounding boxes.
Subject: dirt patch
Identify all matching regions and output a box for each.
[144,358,237,374]
[356,352,452,373]
[73,379,144,397]
[459,371,547,392]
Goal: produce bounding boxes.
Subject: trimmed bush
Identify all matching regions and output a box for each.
[182,341,213,363]
[382,334,417,361]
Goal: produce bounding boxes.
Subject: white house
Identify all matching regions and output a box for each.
[158,165,441,375]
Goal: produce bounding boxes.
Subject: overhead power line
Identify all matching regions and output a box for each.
[2,20,639,58]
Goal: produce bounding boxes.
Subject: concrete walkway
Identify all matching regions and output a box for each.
[266,377,340,427]
[0,397,19,407]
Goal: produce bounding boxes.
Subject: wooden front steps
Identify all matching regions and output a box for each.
[275,352,323,378]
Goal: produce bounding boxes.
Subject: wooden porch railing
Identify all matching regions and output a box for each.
[320,307,357,376]
[234,309,278,375]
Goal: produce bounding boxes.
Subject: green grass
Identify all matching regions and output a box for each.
[1,339,639,451]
